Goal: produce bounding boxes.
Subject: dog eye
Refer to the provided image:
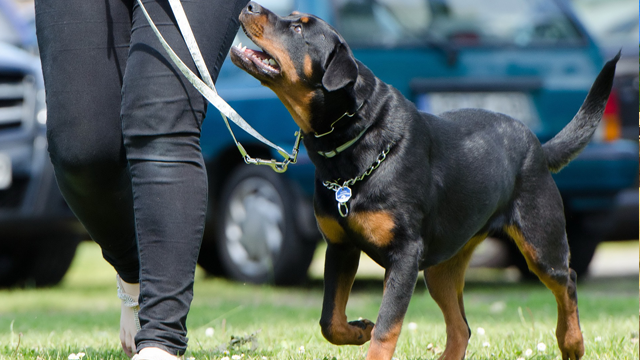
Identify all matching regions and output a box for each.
[292,24,302,34]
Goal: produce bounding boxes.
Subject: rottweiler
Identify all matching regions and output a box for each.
[229,2,619,359]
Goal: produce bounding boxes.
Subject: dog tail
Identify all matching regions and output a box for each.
[542,52,620,173]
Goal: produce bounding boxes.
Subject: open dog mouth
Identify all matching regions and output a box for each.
[231,42,281,76]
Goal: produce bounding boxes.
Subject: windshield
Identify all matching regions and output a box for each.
[333,0,585,47]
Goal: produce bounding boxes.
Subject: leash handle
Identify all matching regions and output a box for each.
[137,0,300,172]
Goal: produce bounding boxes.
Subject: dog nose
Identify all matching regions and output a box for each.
[245,1,262,15]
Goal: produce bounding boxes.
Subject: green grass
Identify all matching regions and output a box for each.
[0,242,637,360]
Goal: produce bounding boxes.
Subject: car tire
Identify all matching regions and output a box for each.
[0,235,79,288]
[214,165,316,285]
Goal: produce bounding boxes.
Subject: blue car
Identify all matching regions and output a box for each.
[197,0,638,284]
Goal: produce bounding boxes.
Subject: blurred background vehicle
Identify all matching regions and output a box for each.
[572,0,639,140]
[569,0,639,244]
[0,0,637,287]
[0,0,82,287]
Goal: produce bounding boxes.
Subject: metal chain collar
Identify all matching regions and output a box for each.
[322,143,394,217]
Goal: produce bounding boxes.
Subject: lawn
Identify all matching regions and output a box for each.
[0,241,637,360]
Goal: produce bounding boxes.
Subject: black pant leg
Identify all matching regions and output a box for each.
[121,0,249,354]
[35,0,139,283]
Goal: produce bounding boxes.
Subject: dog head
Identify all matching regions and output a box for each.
[230,1,359,134]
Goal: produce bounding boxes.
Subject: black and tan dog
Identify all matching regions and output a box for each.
[229,2,618,359]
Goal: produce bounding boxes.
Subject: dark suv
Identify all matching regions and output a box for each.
[0,40,81,287]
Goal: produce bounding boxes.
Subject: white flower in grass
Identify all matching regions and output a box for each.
[482,341,490,347]
[407,322,418,331]
[595,336,602,342]
[298,345,305,354]
[489,301,506,314]
[68,354,79,360]
[221,357,230,360]
[186,357,195,360]
[77,353,86,360]
[205,327,215,337]
[427,343,434,350]
[517,358,525,360]
[525,348,533,356]
[537,342,546,352]
[262,357,268,360]
[232,355,242,360]
[476,327,485,336]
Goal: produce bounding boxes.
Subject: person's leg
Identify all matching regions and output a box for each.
[35,0,141,356]
[121,0,248,355]
[35,0,139,283]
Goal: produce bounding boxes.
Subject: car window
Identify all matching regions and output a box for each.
[333,0,585,47]
[572,0,638,46]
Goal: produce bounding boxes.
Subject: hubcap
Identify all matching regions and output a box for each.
[223,176,284,279]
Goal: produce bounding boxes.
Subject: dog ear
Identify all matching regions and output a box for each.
[322,42,358,92]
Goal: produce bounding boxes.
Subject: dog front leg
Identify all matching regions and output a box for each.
[367,242,422,360]
[320,243,374,345]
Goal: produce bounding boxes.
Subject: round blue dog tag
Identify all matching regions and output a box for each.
[335,186,352,203]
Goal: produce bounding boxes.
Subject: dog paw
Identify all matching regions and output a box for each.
[349,319,374,330]
[348,319,375,342]
[560,346,584,360]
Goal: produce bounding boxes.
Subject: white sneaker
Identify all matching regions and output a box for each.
[132,347,182,360]
[117,275,140,358]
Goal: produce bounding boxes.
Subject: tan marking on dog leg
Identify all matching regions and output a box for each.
[321,258,374,346]
[505,225,539,264]
[505,225,584,360]
[366,321,402,360]
[325,288,374,345]
[317,216,345,244]
[348,211,395,248]
[425,234,486,360]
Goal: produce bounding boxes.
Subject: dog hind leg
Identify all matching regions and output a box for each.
[424,234,486,360]
[505,192,584,360]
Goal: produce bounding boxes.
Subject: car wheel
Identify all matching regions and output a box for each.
[0,235,79,288]
[215,165,316,285]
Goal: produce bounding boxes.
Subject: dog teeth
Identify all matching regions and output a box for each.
[268,59,277,66]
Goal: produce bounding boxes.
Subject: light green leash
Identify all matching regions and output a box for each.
[137,0,301,173]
